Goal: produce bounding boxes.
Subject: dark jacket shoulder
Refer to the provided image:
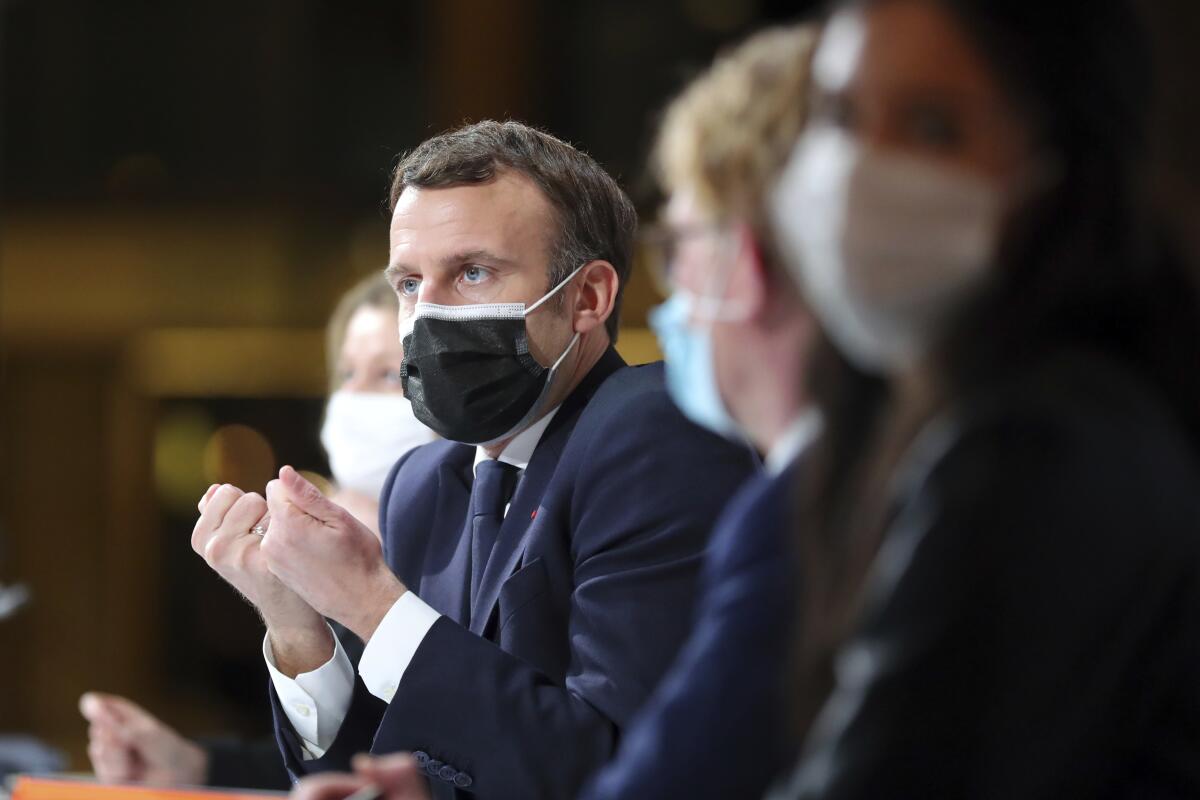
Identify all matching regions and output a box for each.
[565,360,744,462]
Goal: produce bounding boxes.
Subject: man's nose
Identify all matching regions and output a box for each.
[417,277,461,306]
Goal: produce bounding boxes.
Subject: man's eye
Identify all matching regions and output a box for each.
[399,277,421,297]
[382,369,404,385]
[462,266,487,284]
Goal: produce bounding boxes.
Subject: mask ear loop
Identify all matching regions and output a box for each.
[525,263,589,315]
[550,331,582,369]
[526,263,587,371]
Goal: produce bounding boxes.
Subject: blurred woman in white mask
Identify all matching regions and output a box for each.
[765,0,1200,797]
[321,273,438,538]
[81,273,434,790]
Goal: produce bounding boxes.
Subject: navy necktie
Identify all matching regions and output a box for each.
[469,459,521,615]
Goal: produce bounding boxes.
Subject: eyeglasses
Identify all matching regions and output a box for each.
[637,222,737,297]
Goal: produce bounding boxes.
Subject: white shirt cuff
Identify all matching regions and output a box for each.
[358,591,441,703]
[263,625,354,760]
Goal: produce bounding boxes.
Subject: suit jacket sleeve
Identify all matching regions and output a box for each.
[579,466,799,800]
[354,388,753,799]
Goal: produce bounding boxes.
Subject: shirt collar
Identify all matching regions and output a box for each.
[473,406,561,475]
[764,410,822,476]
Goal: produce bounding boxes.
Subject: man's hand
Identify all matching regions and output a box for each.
[262,466,406,642]
[291,754,430,800]
[192,482,331,675]
[80,693,208,787]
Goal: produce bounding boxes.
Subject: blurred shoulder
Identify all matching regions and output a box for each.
[593,360,668,404]
[919,347,1200,543]
[960,348,1195,468]
[569,357,756,474]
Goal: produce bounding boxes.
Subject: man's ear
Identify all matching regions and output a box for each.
[724,224,770,321]
[571,260,620,335]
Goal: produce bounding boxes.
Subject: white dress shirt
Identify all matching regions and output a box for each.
[264,408,560,759]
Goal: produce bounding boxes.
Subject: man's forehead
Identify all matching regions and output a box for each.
[389,173,554,244]
[391,176,559,268]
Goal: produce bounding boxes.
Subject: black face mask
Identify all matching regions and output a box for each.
[400,268,583,446]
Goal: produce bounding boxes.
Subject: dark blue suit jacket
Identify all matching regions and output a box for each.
[271,349,756,798]
[771,350,1200,799]
[579,456,801,800]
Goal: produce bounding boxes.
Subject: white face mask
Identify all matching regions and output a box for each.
[320,391,437,499]
[769,126,1002,373]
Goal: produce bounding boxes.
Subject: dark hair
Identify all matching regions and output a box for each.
[922,0,1199,435]
[793,0,1200,728]
[389,120,638,341]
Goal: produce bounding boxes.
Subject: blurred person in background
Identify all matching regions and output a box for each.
[286,23,823,800]
[582,23,820,800]
[81,274,434,790]
[192,121,755,799]
[319,274,440,535]
[763,0,1200,797]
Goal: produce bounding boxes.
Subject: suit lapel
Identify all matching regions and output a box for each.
[468,348,626,636]
[409,446,476,625]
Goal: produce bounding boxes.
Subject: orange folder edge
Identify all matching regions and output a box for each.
[11,776,282,800]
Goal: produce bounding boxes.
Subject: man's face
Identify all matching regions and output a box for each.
[660,186,750,423]
[385,171,573,366]
[662,187,739,320]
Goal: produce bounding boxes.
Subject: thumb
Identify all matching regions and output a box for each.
[80,693,132,726]
[86,694,165,744]
[279,465,341,524]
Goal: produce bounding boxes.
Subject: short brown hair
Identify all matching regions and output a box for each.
[655,25,818,232]
[389,120,637,341]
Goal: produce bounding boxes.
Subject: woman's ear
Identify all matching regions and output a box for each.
[572,260,620,335]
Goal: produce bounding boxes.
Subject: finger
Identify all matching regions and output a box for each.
[89,737,136,782]
[290,772,375,800]
[278,465,342,524]
[80,692,112,724]
[264,482,313,539]
[223,528,266,579]
[192,484,246,552]
[92,695,170,746]
[88,723,137,764]
[85,693,152,724]
[197,484,220,514]
[222,492,269,536]
[265,478,286,515]
[80,695,165,757]
[89,723,124,749]
[80,693,132,727]
[87,738,117,779]
[353,754,425,794]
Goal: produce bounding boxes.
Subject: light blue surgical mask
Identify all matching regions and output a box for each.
[649,291,743,440]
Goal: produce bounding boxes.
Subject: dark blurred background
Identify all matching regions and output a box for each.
[0,0,1197,768]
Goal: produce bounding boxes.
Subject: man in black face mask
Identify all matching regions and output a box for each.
[191,120,756,799]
